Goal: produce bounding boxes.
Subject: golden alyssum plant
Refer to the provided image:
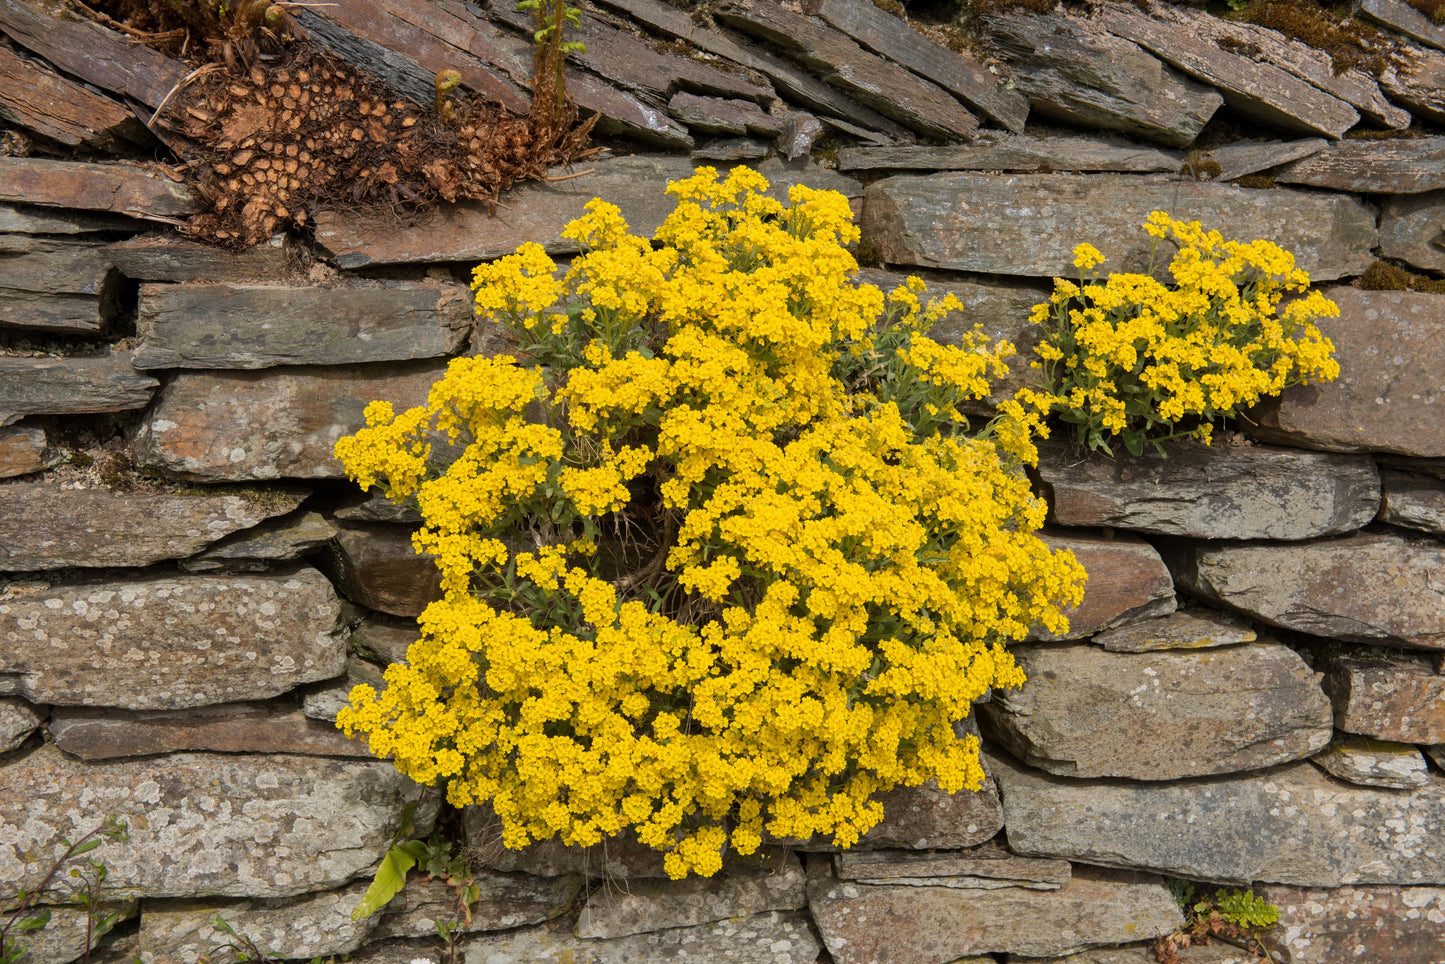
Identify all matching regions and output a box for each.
[1025,210,1341,456]
[334,166,1084,878]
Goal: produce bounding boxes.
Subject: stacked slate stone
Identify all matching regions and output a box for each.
[2,0,1445,962]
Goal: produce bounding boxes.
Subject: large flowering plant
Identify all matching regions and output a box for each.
[1026,211,1341,456]
[334,166,1084,878]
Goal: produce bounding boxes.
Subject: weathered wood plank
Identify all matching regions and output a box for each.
[804,0,1027,131]
[862,173,1377,281]
[838,133,1180,173]
[0,45,149,151]
[982,11,1219,148]
[0,239,122,333]
[1274,136,1445,193]
[0,0,189,109]
[716,0,978,140]
[132,282,474,369]
[1098,1,1360,138]
[0,353,158,426]
[0,157,199,218]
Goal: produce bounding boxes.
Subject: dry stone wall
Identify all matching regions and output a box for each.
[2,0,1445,961]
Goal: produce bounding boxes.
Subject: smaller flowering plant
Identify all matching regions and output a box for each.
[1025,211,1341,456]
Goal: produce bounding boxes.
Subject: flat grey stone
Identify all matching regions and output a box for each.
[838,133,1181,174]
[862,173,1376,281]
[0,424,55,478]
[1092,608,1256,653]
[1258,883,1445,964]
[691,138,770,162]
[0,157,198,219]
[0,353,157,426]
[0,745,438,899]
[667,92,781,137]
[979,641,1331,780]
[467,807,668,879]
[0,237,122,335]
[1314,736,1430,789]
[1098,1,1360,137]
[372,871,580,940]
[132,361,446,481]
[1380,190,1445,274]
[453,911,821,963]
[575,851,805,938]
[1012,946,1259,964]
[103,232,290,282]
[1380,469,1445,535]
[1248,288,1445,458]
[0,568,346,709]
[4,900,138,964]
[1036,441,1379,540]
[315,156,860,269]
[835,844,1071,891]
[0,202,140,235]
[329,523,443,618]
[349,616,416,666]
[990,752,1445,886]
[1361,0,1445,53]
[0,481,307,570]
[808,861,1182,962]
[1031,531,1176,641]
[334,489,423,525]
[1323,655,1445,744]
[1196,137,1328,182]
[1276,136,1445,193]
[180,509,339,573]
[851,775,1004,851]
[301,656,385,723]
[0,696,40,752]
[49,701,370,760]
[1381,41,1445,123]
[136,882,378,962]
[1164,531,1445,650]
[982,11,1220,148]
[132,282,474,369]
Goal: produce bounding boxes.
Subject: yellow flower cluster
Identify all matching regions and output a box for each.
[335,166,1083,878]
[1026,210,1341,456]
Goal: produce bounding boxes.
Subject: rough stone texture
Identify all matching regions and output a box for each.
[853,776,1003,851]
[1097,2,1360,137]
[468,810,669,879]
[715,1,979,140]
[300,656,385,723]
[453,911,822,964]
[0,353,157,426]
[0,156,199,218]
[0,482,307,571]
[372,871,581,939]
[49,701,370,760]
[1198,137,1328,182]
[1380,190,1445,274]
[1035,441,1379,540]
[1013,946,1258,964]
[1314,736,1430,789]
[1380,469,1445,535]
[132,361,445,481]
[838,134,1181,174]
[803,0,1028,131]
[335,490,423,525]
[349,617,416,666]
[1381,41,1445,123]
[1258,883,1445,964]
[835,844,1071,891]
[0,45,147,152]
[575,852,805,938]
[1361,0,1445,53]
[990,753,1445,886]
[136,882,378,962]
[1164,532,1445,650]
[315,156,859,269]
[982,11,1220,147]
[0,568,347,709]
[1091,608,1256,653]
[0,745,438,899]
[0,202,139,235]
[667,92,782,137]
[329,523,443,618]
[862,174,1376,282]
[180,510,339,573]
[980,641,1331,780]
[1248,288,1445,458]
[1275,137,1445,193]
[0,697,41,753]
[0,424,55,478]
[104,233,291,282]
[5,900,139,964]
[1323,656,1445,743]
[1032,531,1176,641]
[132,283,474,369]
[0,238,124,333]
[808,862,1182,962]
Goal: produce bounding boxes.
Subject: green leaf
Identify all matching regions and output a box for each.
[17,909,51,931]
[350,845,420,921]
[71,839,103,858]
